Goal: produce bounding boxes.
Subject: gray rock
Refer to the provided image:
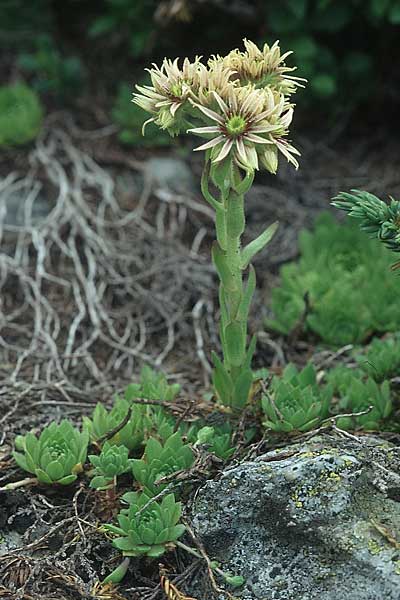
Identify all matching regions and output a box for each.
[143,156,194,193]
[191,435,400,600]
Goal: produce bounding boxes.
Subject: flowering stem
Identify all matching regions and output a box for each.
[205,162,259,410]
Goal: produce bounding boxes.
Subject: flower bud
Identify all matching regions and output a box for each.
[260,146,278,174]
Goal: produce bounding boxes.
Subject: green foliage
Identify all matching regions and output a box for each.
[89,442,132,490]
[83,398,147,451]
[0,0,52,48]
[262,363,331,433]
[0,83,43,147]
[104,492,185,557]
[131,432,194,497]
[13,420,88,485]
[267,213,400,346]
[83,367,179,449]
[124,365,180,441]
[18,35,84,98]
[112,83,173,146]
[262,0,399,106]
[355,335,400,382]
[125,365,180,403]
[89,0,156,57]
[334,375,393,430]
[195,426,235,461]
[325,365,362,396]
[332,190,400,254]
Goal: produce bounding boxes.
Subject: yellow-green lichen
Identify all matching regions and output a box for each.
[394,560,400,576]
[368,539,384,555]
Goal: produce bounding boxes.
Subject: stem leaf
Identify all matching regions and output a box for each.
[241,222,279,269]
[244,334,257,370]
[225,320,246,367]
[212,351,233,402]
[210,157,231,193]
[232,368,253,409]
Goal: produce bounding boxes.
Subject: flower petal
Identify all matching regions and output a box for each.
[251,124,280,133]
[280,109,294,129]
[190,102,224,124]
[170,102,181,116]
[243,133,272,144]
[211,91,229,114]
[235,137,248,164]
[193,135,225,152]
[187,126,221,134]
[213,139,233,162]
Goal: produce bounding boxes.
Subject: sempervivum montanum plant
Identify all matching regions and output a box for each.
[334,376,392,431]
[83,367,179,449]
[195,425,236,460]
[131,432,194,497]
[356,335,400,382]
[13,420,88,485]
[262,363,332,433]
[89,442,132,490]
[133,40,305,410]
[104,491,185,558]
[83,398,148,451]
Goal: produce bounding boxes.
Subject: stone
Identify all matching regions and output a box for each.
[143,156,194,193]
[191,434,400,600]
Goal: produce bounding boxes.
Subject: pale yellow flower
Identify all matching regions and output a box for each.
[196,60,235,106]
[223,39,306,96]
[133,57,202,131]
[188,86,300,172]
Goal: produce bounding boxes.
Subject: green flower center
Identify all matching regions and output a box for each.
[48,441,68,459]
[226,115,246,137]
[170,82,183,98]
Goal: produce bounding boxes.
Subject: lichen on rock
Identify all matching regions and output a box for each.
[191,434,400,600]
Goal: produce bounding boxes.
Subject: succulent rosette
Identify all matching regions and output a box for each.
[336,377,392,431]
[262,363,332,433]
[13,420,89,485]
[104,492,185,558]
[89,442,132,490]
[131,432,194,496]
[83,398,149,451]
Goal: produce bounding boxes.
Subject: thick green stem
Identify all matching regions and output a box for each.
[211,178,253,408]
[223,191,244,321]
[202,160,276,409]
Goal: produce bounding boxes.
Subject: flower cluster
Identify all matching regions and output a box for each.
[133,39,305,173]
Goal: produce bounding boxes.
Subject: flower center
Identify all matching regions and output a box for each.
[226,115,246,137]
[170,82,183,98]
[48,441,67,459]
